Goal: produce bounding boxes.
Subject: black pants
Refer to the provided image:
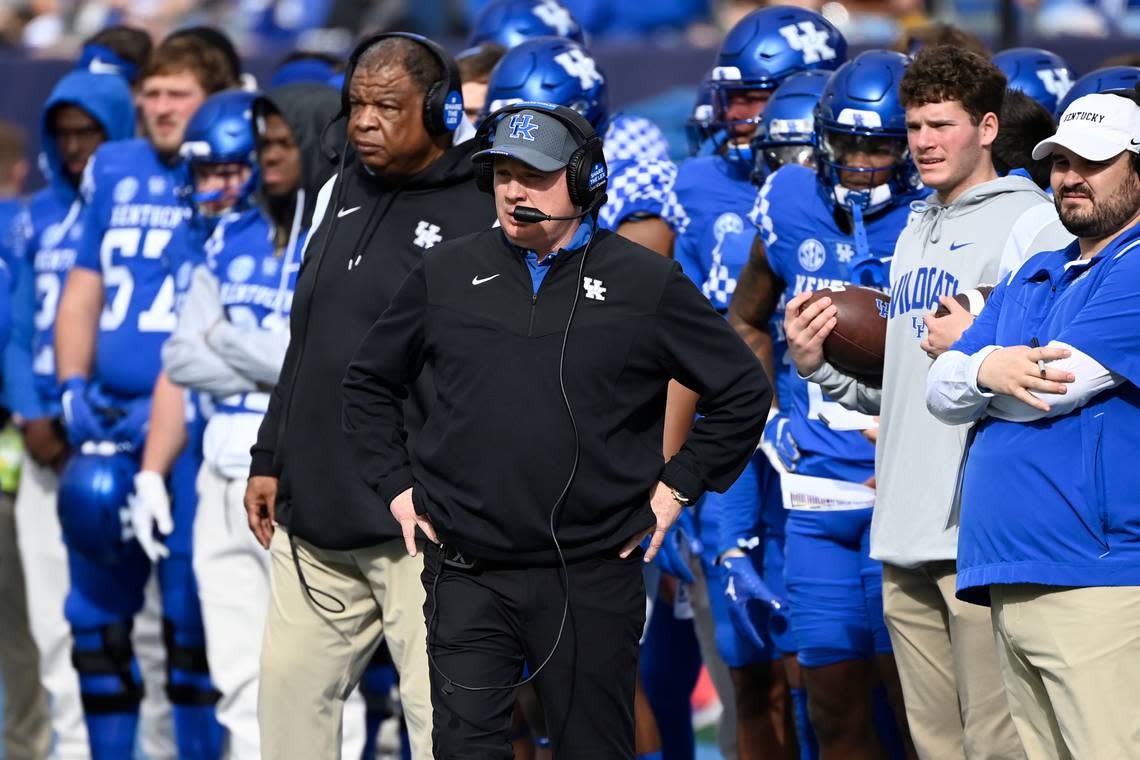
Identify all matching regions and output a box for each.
[421,544,646,759]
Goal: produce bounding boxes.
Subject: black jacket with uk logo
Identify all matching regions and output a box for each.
[250,140,494,550]
[342,226,772,564]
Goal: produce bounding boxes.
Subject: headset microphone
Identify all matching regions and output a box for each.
[510,205,595,223]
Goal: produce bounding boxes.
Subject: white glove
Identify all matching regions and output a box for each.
[130,470,173,562]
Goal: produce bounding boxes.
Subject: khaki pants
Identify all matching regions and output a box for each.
[0,490,52,760]
[259,526,432,759]
[882,561,1023,760]
[194,468,364,760]
[991,584,1140,760]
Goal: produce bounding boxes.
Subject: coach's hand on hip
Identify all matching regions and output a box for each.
[391,487,439,557]
[621,481,684,563]
[244,475,278,549]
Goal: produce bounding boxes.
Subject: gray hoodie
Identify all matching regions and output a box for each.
[808,175,1074,568]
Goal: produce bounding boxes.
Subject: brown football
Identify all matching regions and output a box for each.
[933,285,994,317]
[799,286,890,383]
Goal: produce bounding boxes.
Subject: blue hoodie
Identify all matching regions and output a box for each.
[3,70,134,420]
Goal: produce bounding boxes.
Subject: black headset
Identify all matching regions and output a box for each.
[340,31,465,136]
[473,102,608,210]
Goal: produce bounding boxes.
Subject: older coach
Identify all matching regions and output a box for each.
[342,103,771,758]
[242,33,492,759]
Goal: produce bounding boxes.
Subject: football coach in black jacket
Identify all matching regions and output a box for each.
[242,33,492,759]
[342,103,771,758]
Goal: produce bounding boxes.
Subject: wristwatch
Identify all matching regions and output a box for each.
[669,486,692,506]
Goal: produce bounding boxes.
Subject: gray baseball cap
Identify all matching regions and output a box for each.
[472,108,579,172]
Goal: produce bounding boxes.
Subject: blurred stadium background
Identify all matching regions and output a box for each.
[0,0,1137,194]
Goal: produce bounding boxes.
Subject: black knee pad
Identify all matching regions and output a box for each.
[162,618,221,706]
[71,621,144,714]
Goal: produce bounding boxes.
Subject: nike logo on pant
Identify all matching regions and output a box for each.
[337,206,361,218]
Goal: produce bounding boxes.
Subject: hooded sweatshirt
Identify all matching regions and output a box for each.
[3,71,135,420]
[163,83,342,479]
[252,82,342,233]
[808,174,1075,568]
[248,136,494,550]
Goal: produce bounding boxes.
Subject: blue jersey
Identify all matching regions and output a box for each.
[953,225,1140,601]
[206,206,303,417]
[669,154,757,313]
[598,114,683,234]
[669,152,778,551]
[4,70,135,419]
[75,139,192,398]
[22,199,83,410]
[751,164,914,479]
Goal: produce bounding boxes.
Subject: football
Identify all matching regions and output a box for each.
[933,285,994,317]
[799,286,890,384]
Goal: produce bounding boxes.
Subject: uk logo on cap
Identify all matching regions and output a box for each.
[509,113,539,141]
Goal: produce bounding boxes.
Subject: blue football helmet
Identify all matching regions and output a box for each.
[1055,65,1140,118]
[57,448,143,565]
[814,49,920,215]
[751,69,832,184]
[468,0,586,49]
[179,90,258,213]
[993,47,1075,116]
[710,6,846,168]
[482,36,608,128]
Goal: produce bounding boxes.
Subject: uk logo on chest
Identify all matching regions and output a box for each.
[785,235,884,296]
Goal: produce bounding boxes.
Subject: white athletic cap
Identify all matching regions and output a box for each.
[1032,93,1140,161]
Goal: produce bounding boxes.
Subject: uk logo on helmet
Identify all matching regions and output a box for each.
[778,22,838,65]
[1037,69,1074,100]
[509,114,539,141]
[554,49,604,90]
[533,0,576,36]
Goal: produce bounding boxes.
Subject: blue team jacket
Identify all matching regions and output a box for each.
[952,222,1140,603]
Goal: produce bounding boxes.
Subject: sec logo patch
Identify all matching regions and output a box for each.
[798,238,826,272]
[227,255,256,283]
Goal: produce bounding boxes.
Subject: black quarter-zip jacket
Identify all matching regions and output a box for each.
[342,226,772,564]
[249,140,495,550]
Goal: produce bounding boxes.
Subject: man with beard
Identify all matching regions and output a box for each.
[925,91,1140,760]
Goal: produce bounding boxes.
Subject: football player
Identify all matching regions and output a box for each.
[728,50,923,759]
[667,8,846,759]
[5,68,136,759]
[52,34,236,758]
[155,83,369,760]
